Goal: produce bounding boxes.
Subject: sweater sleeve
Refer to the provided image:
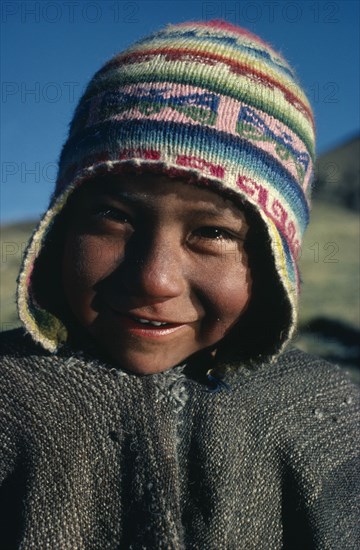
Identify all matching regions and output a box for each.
[279,359,360,549]
[0,380,19,485]
[310,375,359,549]
[0,358,33,546]
[0,329,33,484]
[0,427,18,488]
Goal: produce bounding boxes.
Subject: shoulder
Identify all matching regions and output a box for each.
[0,328,50,403]
[0,328,130,409]
[220,347,359,445]
[246,347,359,403]
[263,348,359,421]
[0,327,52,375]
[269,348,359,427]
[0,328,50,470]
[249,348,359,459]
[0,326,43,354]
[221,347,358,398]
[266,351,360,542]
[0,328,82,413]
[273,348,359,410]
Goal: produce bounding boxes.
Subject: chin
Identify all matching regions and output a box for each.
[105,351,183,376]
[117,361,178,376]
[124,365,175,376]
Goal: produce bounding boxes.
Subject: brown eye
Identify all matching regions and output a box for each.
[193,226,237,241]
[92,205,131,224]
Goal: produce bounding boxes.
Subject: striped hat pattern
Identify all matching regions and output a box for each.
[17,20,315,358]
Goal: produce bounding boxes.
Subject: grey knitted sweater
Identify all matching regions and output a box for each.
[0,328,359,549]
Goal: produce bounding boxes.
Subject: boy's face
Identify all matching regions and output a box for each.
[62,174,252,374]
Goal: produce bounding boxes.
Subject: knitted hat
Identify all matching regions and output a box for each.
[17,20,315,360]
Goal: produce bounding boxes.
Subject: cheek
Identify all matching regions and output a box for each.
[205,253,252,324]
[62,234,123,319]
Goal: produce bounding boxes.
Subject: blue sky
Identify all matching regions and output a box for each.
[1,0,359,223]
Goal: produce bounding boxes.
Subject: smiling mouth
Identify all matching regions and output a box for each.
[130,316,173,327]
[109,309,188,337]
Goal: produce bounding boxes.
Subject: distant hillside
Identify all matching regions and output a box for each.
[0,221,37,328]
[314,135,360,211]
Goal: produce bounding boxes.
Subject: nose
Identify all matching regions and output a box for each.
[121,229,187,300]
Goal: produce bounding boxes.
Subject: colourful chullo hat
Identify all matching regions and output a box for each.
[17,20,315,359]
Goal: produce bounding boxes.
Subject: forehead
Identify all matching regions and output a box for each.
[74,172,247,220]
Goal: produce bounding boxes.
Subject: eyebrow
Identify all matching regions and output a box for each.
[98,189,153,207]
[94,188,240,219]
[89,183,246,229]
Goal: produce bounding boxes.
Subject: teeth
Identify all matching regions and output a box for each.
[135,317,168,326]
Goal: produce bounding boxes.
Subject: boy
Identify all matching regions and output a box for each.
[1,20,359,548]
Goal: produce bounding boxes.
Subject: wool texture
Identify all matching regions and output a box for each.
[16,20,315,358]
[1,329,359,548]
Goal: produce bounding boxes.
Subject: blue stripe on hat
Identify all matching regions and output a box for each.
[59,119,310,230]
